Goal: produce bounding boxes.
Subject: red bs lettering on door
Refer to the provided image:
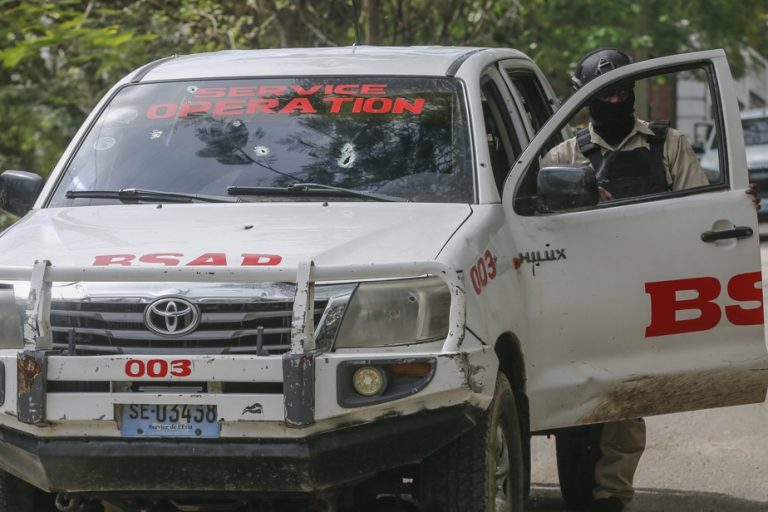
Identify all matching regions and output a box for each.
[645,271,764,337]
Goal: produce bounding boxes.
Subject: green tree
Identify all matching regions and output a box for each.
[492,0,768,97]
[0,1,154,173]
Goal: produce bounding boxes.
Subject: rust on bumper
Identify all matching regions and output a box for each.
[17,350,47,425]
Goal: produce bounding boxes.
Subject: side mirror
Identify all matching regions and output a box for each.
[537,165,599,212]
[0,170,44,217]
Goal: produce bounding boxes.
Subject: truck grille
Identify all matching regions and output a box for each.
[49,299,328,355]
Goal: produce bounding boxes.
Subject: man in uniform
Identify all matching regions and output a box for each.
[542,48,708,201]
[543,47,709,512]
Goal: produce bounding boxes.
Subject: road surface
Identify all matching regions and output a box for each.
[527,402,768,511]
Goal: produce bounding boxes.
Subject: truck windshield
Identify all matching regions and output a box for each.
[48,77,472,206]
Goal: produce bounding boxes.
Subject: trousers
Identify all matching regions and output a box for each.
[593,418,646,503]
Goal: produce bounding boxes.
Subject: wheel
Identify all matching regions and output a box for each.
[419,374,524,512]
[0,470,57,512]
[554,423,603,511]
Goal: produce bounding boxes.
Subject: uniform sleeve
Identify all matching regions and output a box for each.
[541,138,586,168]
[664,129,709,191]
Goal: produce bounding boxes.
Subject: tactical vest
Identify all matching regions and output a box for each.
[576,121,670,199]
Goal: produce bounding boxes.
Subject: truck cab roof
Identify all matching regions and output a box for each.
[136,46,530,81]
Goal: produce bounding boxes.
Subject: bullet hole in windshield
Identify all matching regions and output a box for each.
[150,130,163,140]
[187,85,199,95]
[94,137,116,151]
[254,145,270,156]
[338,142,357,168]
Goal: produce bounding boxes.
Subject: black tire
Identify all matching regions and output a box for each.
[0,470,57,512]
[554,423,603,511]
[420,374,524,512]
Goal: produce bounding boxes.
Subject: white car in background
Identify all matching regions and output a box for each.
[700,108,768,220]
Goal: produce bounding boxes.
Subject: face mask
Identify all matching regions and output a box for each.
[589,90,635,145]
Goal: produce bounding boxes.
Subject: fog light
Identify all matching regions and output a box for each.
[351,366,386,397]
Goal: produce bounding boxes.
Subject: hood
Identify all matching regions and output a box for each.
[0,202,471,271]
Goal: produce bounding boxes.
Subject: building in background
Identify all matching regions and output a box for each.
[676,47,768,146]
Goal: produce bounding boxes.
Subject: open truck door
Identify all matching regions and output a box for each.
[504,50,768,430]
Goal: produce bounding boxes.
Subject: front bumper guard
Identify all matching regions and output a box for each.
[2,259,466,427]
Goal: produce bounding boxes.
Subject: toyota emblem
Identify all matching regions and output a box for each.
[144,297,200,337]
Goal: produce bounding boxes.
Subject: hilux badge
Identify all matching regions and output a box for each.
[144,297,200,337]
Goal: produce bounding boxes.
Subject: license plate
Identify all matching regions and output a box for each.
[120,404,219,438]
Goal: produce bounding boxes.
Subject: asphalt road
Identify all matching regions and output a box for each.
[527,402,768,511]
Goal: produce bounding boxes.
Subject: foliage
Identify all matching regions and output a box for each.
[0,0,766,231]
[0,1,155,175]
[491,0,768,97]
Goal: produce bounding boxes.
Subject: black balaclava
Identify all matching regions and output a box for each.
[589,89,636,146]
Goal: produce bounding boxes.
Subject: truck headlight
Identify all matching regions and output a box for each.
[334,277,450,348]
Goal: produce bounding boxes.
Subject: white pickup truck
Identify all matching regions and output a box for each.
[0,46,764,512]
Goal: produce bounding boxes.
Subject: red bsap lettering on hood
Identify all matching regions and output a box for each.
[93,253,283,267]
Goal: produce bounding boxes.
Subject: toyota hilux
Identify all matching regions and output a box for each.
[0,46,764,512]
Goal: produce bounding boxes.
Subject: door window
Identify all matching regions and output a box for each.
[480,78,522,195]
[505,71,555,134]
[513,64,727,215]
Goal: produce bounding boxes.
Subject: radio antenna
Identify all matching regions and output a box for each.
[351,0,362,46]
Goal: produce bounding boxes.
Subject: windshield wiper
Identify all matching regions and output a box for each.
[65,188,238,204]
[227,183,402,202]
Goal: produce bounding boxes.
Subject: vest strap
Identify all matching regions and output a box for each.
[576,127,603,176]
[647,120,670,189]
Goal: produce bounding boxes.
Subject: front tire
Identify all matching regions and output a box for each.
[420,374,524,512]
[0,470,57,512]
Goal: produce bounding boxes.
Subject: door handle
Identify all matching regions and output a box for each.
[701,226,754,242]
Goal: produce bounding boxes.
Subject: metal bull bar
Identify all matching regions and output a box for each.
[3,260,466,426]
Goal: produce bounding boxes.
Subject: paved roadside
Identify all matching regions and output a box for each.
[527,402,768,511]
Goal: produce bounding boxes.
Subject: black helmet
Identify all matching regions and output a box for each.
[571,48,634,91]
